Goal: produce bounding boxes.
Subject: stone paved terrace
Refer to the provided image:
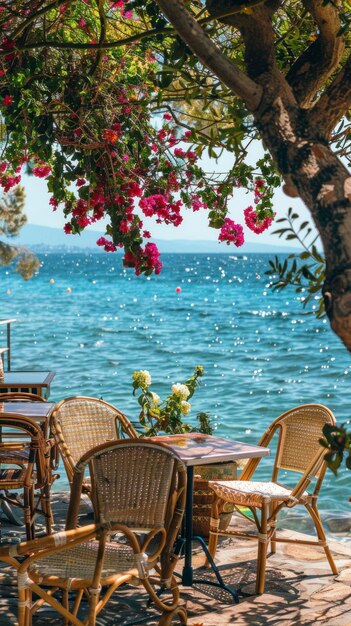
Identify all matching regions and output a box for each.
[0,493,351,625]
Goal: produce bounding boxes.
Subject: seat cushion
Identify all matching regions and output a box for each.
[209,480,307,507]
[29,540,147,583]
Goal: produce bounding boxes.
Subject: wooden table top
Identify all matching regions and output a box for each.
[0,402,56,423]
[154,433,269,467]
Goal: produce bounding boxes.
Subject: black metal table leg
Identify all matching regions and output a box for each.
[179,465,239,603]
[182,465,194,585]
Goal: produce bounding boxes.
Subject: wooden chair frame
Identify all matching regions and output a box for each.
[207,404,339,594]
[0,412,54,539]
[0,439,187,626]
[0,392,46,402]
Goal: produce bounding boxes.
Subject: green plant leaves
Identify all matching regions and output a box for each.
[266,211,325,317]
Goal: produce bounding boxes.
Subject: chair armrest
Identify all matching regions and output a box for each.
[0,523,99,560]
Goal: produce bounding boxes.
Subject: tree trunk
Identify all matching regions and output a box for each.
[254,98,351,350]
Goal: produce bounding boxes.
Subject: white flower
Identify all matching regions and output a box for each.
[171,383,190,400]
[150,392,160,405]
[132,369,151,389]
[180,400,191,415]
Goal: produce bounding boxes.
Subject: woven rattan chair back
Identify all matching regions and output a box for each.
[51,396,138,484]
[69,439,182,530]
[271,404,336,477]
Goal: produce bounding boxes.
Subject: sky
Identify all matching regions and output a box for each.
[22,146,318,247]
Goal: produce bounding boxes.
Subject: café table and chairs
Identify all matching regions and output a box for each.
[154,432,269,603]
[0,392,339,621]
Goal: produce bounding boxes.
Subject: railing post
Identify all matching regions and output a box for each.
[0,319,16,372]
[7,321,11,371]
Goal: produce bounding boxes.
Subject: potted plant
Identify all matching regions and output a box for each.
[131,365,236,537]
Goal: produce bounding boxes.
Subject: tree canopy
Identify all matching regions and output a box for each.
[0,1,351,346]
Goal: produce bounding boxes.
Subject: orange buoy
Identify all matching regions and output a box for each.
[49,278,55,284]
[175,286,182,293]
[66,287,72,293]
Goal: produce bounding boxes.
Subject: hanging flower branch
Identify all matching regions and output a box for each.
[0,1,277,275]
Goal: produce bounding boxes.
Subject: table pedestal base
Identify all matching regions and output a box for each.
[175,534,239,604]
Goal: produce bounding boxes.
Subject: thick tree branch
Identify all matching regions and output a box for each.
[309,54,351,138]
[286,0,344,107]
[153,0,262,111]
[206,0,296,107]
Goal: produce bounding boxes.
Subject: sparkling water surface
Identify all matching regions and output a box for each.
[1,252,350,511]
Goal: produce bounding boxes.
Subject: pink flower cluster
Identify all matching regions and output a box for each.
[244,206,273,234]
[96,236,117,252]
[173,147,197,161]
[1,173,21,192]
[2,94,13,106]
[67,188,106,228]
[191,194,207,212]
[124,242,162,275]
[218,218,244,247]
[139,194,183,226]
[32,164,51,178]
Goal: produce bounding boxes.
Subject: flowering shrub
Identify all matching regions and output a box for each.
[131,365,212,435]
[0,2,278,276]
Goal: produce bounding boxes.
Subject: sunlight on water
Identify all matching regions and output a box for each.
[1,252,350,510]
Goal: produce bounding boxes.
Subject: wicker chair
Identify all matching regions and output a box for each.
[50,396,138,496]
[0,439,187,626]
[207,404,339,594]
[0,392,46,402]
[0,412,54,539]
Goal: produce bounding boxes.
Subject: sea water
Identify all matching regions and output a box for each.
[1,252,350,512]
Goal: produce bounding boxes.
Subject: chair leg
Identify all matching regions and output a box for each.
[18,586,29,626]
[88,588,100,626]
[142,574,179,613]
[62,589,69,626]
[72,589,84,618]
[256,504,268,595]
[206,496,221,565]
[42,484,53,535]
[305,502,338,575]
[158,606,187,625]
[24,487,33,541]
[25,588,32,626]
[269,502,277,554]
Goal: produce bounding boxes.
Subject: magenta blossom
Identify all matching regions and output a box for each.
[244,206,274,234]
[218,218,244,247]
[33,164,51,178]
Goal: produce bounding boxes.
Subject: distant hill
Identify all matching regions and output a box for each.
[7,223,299,254]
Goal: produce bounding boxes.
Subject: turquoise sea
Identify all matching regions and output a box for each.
[1,252,350,512]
